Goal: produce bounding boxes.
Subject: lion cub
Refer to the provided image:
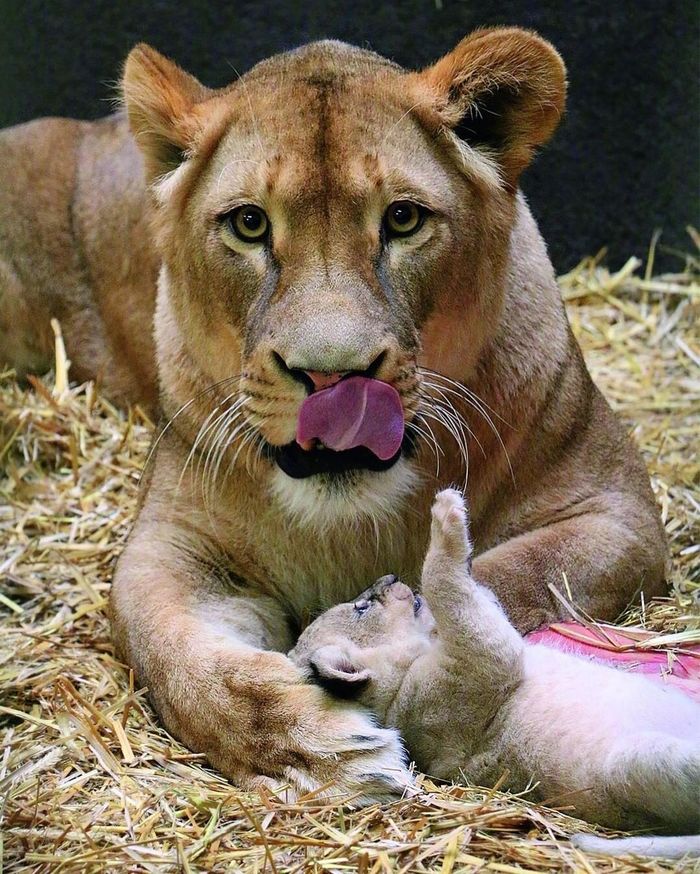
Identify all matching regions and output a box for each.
[291,490,700,858]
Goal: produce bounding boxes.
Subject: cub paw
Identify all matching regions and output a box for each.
[430,488,472,564]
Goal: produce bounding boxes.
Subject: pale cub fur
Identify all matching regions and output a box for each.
[291,490,700,859]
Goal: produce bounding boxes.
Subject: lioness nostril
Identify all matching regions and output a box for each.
[366,350,387,378]
[271,351,315,393]
[274,348,390,394]
[271,350,290,373]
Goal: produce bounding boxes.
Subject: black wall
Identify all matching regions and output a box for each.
[0,0,697,271]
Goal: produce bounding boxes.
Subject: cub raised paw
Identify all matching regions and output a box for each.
[429,489,473,567]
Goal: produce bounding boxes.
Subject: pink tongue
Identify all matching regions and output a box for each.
[296,376,404,461]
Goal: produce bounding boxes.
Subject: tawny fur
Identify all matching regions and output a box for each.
[291,490,700,856]
[0,29,666,799]
[0,115,159,409]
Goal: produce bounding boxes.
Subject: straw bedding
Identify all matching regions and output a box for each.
[1,240,699,872]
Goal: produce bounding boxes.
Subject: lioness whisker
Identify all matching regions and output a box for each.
[419,368,515,482]
[419,366,511,427]
[420,392,474,476]
[407,417,442,456]
[369,512,380,565]
[183,393,247,491]
[205,400,249,475]
[421,381,486,458]
[200,403,257,506]
[422,417,447,471]
[406,417,443,479]
[419,387,470,441]
[417,401,470,490]
[245,431,267,477]
[179,394,250,510]
[251,432,268,473]
[204,410,252,502]
[141,374,242,483]
[214,414,253,476]
[226,424,260,480]
[431,402,475,472]
[185,390,242,471]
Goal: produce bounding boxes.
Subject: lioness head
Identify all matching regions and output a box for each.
[289,573,436,705]
[122,28,565,524]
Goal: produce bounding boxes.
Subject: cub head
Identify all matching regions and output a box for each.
[122,29,566,524]
[289,573,436,707]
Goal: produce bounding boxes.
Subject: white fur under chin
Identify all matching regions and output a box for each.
[270,457,420,531]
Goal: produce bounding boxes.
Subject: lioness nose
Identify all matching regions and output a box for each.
[275,349,389,392]
[303,371,346,392]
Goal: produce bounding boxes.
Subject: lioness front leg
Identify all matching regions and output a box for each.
[111,522,411,803]
[472,493,667,633]
[422,490,523,681]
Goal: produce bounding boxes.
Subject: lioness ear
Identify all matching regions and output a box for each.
[309,645,371,699]
[122,43,212,179]
[417,27,566,186]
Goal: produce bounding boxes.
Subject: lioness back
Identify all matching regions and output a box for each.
[0,113,158,409]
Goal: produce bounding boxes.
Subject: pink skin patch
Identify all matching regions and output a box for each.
[526,621,700,702]
[296,375,405,461]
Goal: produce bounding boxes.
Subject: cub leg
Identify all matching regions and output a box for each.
[603,734,700,832]
[422,489,524,688]
[112,515,412,804]
[573,738,700,859]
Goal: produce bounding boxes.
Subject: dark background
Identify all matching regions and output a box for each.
[0,0,697,271]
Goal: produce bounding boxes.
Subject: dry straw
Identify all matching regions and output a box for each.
[1,236,698,872]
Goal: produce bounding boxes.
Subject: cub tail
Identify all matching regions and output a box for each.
[572,833,700,860]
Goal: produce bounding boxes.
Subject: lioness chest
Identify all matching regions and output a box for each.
[246,499,432,623]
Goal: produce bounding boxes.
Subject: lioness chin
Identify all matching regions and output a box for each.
[0,27,666,800]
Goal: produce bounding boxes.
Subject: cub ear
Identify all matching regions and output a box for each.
[122,43,212,179]
[308,645,371,699]
[417,27,567,186]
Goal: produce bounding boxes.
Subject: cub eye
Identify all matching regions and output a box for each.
[354,599,371,615]
[384,200,424,238]
[223,205,269,243]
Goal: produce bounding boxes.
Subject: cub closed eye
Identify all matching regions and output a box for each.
[354,599,371,615]
[221,205,270,244]
[383,200,426,239]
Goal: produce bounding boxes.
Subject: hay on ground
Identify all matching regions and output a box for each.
[1,239,699,872]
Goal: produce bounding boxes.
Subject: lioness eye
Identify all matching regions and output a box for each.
[384,201,424,238]
[224,205,270,243]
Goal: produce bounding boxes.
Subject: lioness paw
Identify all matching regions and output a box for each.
[290,714,414,806]
[430,488,472,564]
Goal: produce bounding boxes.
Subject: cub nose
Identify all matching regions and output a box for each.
[375,574,412,602]
[374,573,399,591]
[386,581,414,602]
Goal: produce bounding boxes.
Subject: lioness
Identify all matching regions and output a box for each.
[0,28,666,799]
[291,490,700,858]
